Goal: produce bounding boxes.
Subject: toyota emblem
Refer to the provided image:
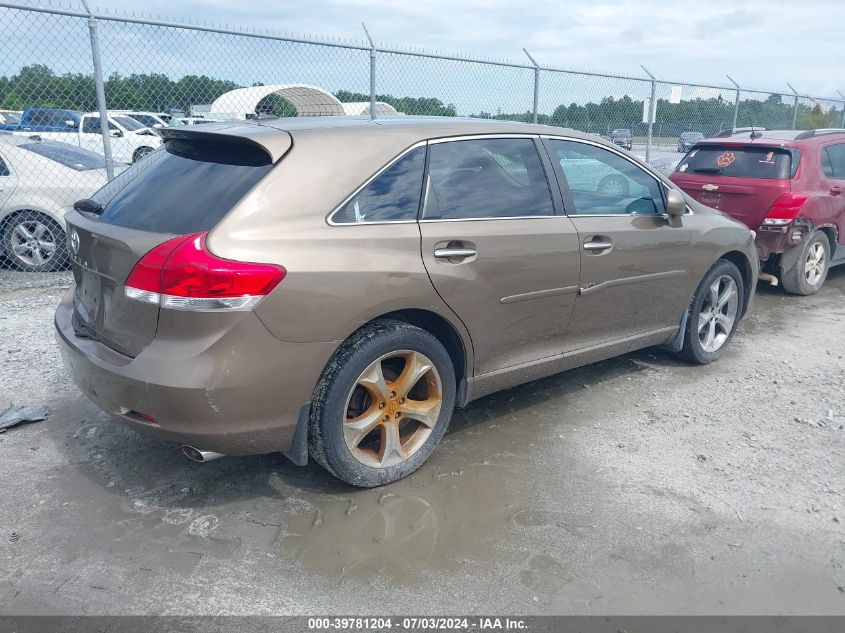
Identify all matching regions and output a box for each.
[70,229,80,254]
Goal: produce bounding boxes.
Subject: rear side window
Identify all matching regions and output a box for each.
[0,155,9,176]
[93,140,273,233]
[423,138,554,220]
[676,145,798,179]
[332,146,425,224]
[20,141,111,171]
[823,144,845,179]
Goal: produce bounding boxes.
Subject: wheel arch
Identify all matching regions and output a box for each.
[816,224,838,258]
[717,249,753,318]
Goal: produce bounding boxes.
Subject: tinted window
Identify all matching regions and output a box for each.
[128,114,159,128]
[332,146,425,223]
[823,144,845,179]
[114,116,145,131]
[676,145,796,179]
[549,140,665,215]
[94,140,273,233]
[423,138,554,220]
[81,116,116,134]
[4,113,21,125]
[0,155,9,177]
[20,141,114,171]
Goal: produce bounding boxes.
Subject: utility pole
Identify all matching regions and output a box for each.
[726,75,740,131]
[81,0,114,179]
[523,49,540,124]
[362,22,376,120]
[787,82,799,130]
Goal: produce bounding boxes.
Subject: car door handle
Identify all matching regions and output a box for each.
[583,241,613,251]
[831,185,842,196]
[434,247,477,259]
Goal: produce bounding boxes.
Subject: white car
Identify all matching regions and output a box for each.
[16,112,161,164]
[109,111,180,128]
[0,135,123,272]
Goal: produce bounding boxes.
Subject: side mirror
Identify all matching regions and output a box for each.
[109,128,122,138]
[666,189,686,217]
[64,120,77,128]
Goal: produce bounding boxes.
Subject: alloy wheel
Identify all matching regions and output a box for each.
[10,219,57,267]
[697,274,739,353]
[343,350,442,468]
[804,241,826,287]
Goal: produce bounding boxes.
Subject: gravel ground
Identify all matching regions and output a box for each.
[0,268,843,615]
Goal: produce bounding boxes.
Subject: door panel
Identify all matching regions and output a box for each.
[418,136,580,375]
[564,215,691,350]
[543,137,693,351]
[420,218,580,374]
[0,153,16,208]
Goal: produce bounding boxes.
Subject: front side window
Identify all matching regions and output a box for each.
[549,139,665,215]
[423,138,554,220]
[0,155,9,177]
[823,144,845,179]
[332,146,425,224]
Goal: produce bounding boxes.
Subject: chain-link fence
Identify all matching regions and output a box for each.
[1,0,844,273]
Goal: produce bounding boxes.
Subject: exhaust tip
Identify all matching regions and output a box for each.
[181,445,225,463]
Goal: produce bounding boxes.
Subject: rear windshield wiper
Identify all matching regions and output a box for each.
[692,168,722,174]
[73,198,103,215]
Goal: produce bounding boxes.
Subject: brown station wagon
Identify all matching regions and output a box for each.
[56,117,758,487]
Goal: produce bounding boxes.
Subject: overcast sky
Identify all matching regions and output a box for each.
[94,0,842,99]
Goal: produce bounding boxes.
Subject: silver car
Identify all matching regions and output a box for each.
[0,134,122,272]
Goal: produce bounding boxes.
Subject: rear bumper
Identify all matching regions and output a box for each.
[55,288,336,457]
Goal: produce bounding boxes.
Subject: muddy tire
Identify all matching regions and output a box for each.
[780,230,830,296]
[2,212,68,273]
[309,319,456,488]
[678,259,744,365]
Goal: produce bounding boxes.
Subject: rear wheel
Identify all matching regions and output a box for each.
[309,319,456,487]
[678,259,744,365]
[780,230,830,295]
[2,212,67,272]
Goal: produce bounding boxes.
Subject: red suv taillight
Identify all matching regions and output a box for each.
[124,232,286,311]
[762,193,808,226]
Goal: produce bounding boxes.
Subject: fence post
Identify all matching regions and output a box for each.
[787,82,799,130]
[640,66,656,163]
[82,0,114,180]
[361,23,377,120]
[838,91,845,128]
[523,49,539,124]
[726,75,740,131]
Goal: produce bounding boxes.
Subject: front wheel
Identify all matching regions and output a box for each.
[677,259,744,365]
[2,212,68,272]
[309,319,456,487]
[133,146,154,162]
[780,230,830,295]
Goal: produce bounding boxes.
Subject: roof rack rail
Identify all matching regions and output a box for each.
[714,126,768,137]
[794,129,845,140]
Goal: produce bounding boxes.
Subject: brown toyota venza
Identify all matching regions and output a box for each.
[56,117,758,487]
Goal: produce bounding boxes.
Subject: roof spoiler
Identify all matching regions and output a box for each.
[153,124,291,163]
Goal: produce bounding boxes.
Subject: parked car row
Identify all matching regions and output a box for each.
[0,108,162,164]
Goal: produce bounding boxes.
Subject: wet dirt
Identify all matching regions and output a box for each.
[0,269,843,614]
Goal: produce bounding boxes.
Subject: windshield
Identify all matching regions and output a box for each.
[612,129,631,136]
[676,145,799,179]
[93,140,274,233]
[682,133,703,140]
[20,141,117,171]
[126,114,159,127]
[113,115,146,131]
[3,113,21,125]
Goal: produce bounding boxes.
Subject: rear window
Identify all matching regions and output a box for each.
[676,145,799,179]
[20,141,114,171]
[93,139,273,233]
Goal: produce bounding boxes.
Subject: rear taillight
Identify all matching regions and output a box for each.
[762,193,808,226]
[124,232,286,311]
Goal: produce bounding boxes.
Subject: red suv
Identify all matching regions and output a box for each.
[670,129,845,294]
